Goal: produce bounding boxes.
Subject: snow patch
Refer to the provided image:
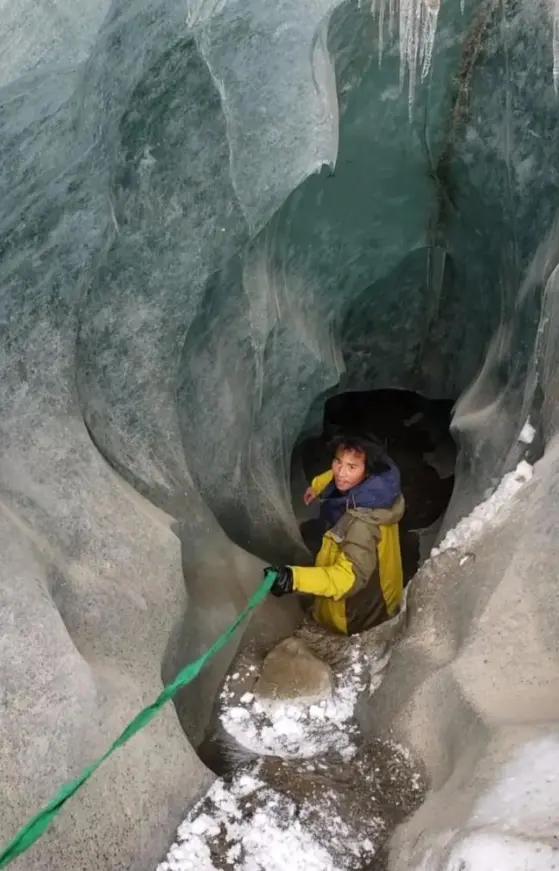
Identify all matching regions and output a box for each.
[518,418,536,445]
[472,735,559,836]
[431,461,533,557]
[220,646,366,760]
[156,764,380,871]
[406,736,559,871]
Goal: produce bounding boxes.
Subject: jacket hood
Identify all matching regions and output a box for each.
[319,462,402,530]
[336,462,401,510]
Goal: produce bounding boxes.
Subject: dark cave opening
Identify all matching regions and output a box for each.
[294,388,457,583]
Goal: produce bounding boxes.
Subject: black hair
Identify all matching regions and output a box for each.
[327,433,391,476]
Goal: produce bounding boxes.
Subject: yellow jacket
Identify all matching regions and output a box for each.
[290,470,404,635]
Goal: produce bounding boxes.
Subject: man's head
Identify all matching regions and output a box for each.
[328,434,390,493]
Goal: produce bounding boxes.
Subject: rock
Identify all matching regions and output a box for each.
[255,638,333,702]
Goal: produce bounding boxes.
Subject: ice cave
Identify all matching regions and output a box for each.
[1,0,559,869]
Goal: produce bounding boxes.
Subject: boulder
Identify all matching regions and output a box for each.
[255,637,334,702]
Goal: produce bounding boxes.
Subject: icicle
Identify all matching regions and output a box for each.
[421,0,440,82]
[553,0,559,94]
[399,0,422,113]
[371,0,441,115]
[389,0,397,36]
[373,0,559,108]
[378,0,386,64]
[371,0,387,65]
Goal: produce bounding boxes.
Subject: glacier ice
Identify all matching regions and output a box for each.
[398,734,559,871]
[1,0,559,869]
[360,440,559,870]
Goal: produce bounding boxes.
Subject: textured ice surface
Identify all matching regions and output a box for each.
[389,735,559,871]
[194,0,341,232]
[360,441,559,871]
[2,0,559,869]
[0,0,112,86]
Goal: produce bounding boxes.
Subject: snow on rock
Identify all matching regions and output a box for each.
[219,647,367,760]
[156,741,426,871]
[518,418,536,444]
[156,764,381,871]
[431,460,533,557]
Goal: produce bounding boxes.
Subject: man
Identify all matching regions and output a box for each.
[265,435,405,636]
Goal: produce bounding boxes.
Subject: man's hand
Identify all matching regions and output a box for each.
[264,566,294,597]
[303,486,317,506]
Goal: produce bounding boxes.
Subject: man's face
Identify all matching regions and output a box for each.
[331,447,366,492]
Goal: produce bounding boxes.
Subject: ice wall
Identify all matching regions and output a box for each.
[1,0,559,868]
[359,438,559,871]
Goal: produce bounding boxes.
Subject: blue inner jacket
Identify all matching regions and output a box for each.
[319,462,401,532]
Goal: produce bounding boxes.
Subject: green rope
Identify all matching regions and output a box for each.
[0,569,277,868]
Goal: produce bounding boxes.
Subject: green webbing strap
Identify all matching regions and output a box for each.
[0,569,277,868]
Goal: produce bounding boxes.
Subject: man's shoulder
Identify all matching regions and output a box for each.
[311,469,334,495]
[330,508,380,543]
